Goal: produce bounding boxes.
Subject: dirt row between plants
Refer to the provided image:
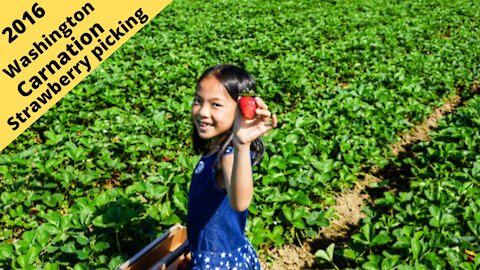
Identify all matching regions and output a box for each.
[259,81,478,270]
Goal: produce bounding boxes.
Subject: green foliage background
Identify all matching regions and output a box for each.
[1,0,479,269]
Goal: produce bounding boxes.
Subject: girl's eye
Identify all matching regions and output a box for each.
[193,97,200,105]
[212,103,222,108]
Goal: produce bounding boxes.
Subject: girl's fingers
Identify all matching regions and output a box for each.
[261,114,277,131]
[261,114,277,134]
[255,108,271,118]
[269,114,278,128]
[254,97,268,110]
[273,114,278,127]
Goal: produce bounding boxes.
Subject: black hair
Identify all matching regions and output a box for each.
[192,64,265,168]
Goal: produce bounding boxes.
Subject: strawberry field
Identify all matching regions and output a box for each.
[1,0,479,269]
[332,94,480,270]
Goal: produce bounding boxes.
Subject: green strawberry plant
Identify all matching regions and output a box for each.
[337,96,480,269]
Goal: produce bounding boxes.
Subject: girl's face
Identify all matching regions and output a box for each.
[192,75,237,143]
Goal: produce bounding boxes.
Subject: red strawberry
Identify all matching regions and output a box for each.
[239,94,257,119]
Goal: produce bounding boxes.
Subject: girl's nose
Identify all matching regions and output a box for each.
[197,104,209,118]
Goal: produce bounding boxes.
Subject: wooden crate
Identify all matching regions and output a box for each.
[118,224,190,270]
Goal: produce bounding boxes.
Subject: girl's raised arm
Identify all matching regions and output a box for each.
[220,144,253,212]
[220,97,277,212]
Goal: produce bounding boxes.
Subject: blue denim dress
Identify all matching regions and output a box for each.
[186,147,261,269]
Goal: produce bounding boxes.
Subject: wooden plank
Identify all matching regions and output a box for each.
[118,224,188,270]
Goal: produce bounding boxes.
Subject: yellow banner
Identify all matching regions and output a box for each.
[0,0,172,152]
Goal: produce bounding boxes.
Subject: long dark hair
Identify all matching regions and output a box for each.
[192,64,265,167]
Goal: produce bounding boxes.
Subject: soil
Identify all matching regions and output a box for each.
[390,94,462,156]
[260,244,316,270]
[258,85,479,269]
[259,177,374,270]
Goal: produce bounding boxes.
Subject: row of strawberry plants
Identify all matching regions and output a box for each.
[330,95,480,269]
[1,0,480,268]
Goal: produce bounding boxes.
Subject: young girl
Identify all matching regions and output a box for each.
[186,64,277,269]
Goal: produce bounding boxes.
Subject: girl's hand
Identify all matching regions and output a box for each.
[233,97,277,146]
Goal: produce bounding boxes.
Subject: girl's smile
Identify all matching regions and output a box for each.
[192,75,237,142]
